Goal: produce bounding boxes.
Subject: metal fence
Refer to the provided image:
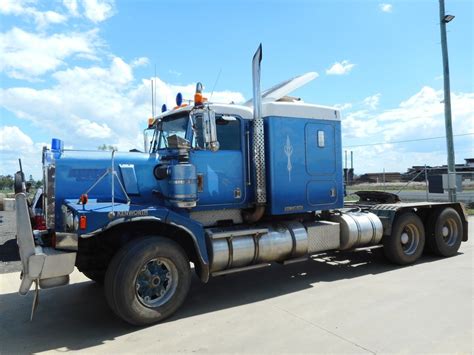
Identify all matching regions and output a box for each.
[346,170,474,205]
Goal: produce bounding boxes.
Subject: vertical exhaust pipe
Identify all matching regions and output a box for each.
[244,44,266,223]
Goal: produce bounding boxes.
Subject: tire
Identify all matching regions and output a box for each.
[384,212,425,265]
[105,236,191,326]
[426,208,463,257]
[82,270,105,284]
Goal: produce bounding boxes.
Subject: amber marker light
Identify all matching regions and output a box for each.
[194,82,203,106]
[79,216,87,230]
[148,117,155,128]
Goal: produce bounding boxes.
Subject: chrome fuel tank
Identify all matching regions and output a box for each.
[208,222,308,273]
[329,211,383,250]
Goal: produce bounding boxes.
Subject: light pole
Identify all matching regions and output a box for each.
[439,0,457,202]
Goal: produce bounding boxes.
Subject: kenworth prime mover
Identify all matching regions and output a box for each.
[14,45,468,325]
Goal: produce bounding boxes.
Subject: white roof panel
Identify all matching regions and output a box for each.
[157,102,339,122]
[262,102,340,121]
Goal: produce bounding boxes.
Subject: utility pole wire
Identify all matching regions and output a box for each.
[343,133,473,148]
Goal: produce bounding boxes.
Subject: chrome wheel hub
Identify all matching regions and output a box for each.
[400,233,409,244]
[135,258,177,308]
[441,218,458,247]
[400,224,420,256]
[442,226,449,237]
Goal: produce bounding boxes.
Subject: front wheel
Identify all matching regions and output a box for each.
[105,236,191,326]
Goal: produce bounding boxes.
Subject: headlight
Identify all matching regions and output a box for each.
[73,215,79,231]
[66,211,74,231]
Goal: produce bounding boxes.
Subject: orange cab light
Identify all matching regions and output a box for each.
[194,92,203,105]
[79,216,87,230]
[148,117,155,128]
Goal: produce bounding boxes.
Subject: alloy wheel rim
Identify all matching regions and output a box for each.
[441,218,458,247]
[400,223,420,256]
[135,258,178,308]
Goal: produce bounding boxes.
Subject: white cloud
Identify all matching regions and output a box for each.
[379,3,393,13]
[363,93,381,110]
[75,117,112,138]
[342,86,474,172]
[0,126,45,177]
[0,0,67,28]
[82,0,115,23]
[0,27,100,80]
[63,0,79,17]
[131,57,149,67]
[0,125,33,150]
[0,56,245,178]
[326,60,356,75]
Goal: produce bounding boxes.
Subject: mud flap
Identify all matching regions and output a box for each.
[15,193,77,320]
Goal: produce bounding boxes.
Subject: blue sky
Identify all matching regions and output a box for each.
[1,0,473,178]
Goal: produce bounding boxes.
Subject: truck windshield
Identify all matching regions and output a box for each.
[150,114,189,152]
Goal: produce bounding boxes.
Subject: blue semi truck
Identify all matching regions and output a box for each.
[14,45,468,325]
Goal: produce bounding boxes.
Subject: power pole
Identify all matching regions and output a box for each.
[439,0,457,202]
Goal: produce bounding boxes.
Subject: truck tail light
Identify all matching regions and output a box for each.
[79,216,87,230]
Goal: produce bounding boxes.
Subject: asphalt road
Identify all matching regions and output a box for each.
[0,214,472,354]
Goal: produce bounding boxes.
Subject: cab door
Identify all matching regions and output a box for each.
[189,116,246,208]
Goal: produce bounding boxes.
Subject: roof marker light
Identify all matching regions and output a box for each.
[195,82,203,106]
[176,93,183,107]
[161,104,167,112]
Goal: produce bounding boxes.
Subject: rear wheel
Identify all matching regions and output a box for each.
[105,236,191,326]
[384,212,425,265]
[426,207,463,257]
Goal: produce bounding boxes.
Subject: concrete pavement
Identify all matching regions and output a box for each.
[0,218,472,354]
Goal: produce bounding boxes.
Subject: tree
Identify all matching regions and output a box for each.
[0,175,14,190]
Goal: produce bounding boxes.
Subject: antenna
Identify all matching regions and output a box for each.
[154,64,157,117]
[151,79,155,118]
[209,68,222,102]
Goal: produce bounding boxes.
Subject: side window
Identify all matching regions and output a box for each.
[193,115,241,150]
[216,116,241,150]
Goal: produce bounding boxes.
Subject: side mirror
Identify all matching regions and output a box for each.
[143,129,152,152]
[200,109,220,152]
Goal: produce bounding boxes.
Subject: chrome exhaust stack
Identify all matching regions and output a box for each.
[252,44,266,206]
[243,44,266,223]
